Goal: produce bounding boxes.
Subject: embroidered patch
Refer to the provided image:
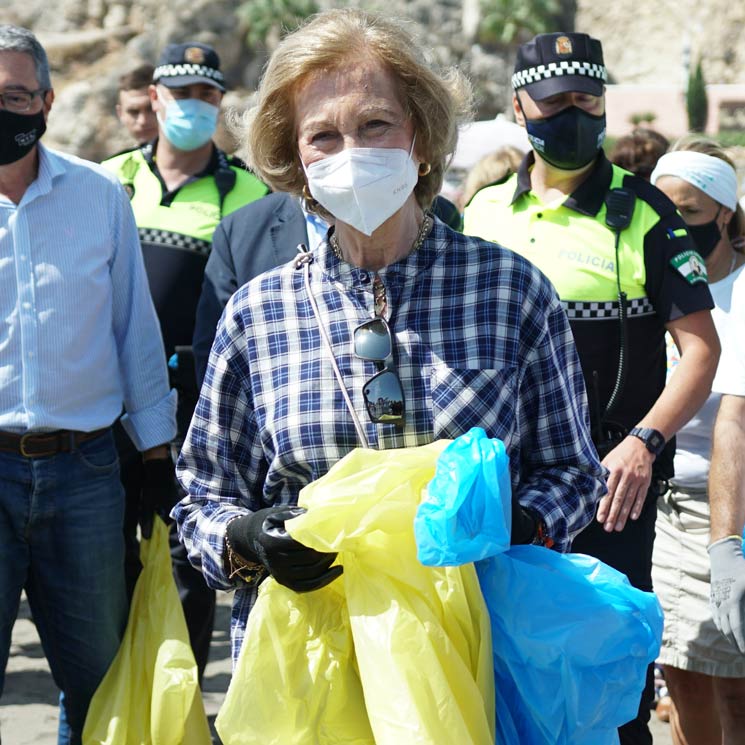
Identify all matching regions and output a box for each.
[555,36,573,55]
[670,250,708,284]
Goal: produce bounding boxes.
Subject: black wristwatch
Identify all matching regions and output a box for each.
[629,427,666,456]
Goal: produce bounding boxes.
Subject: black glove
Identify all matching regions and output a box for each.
[226,506,343,592]
[140,457,183,539]
[511,498,539,545]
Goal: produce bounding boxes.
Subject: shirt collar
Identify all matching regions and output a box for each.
[510,150,613,216]
[143,137,222,204]
[143,137,221,178]
[20,143,64,205]
[315,215,449,287]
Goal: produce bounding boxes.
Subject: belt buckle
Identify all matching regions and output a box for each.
[19,433,37,457]
[19,432,56,458]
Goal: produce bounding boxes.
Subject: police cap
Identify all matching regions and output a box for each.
[512,32,607,101]
[153,42,226,92]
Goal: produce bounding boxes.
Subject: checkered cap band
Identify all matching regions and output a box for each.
[154,63,225,84]
[512,60,607,90]
[139,228,211,256]
[563,297,654,320]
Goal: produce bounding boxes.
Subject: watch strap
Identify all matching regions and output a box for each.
[629,426,666,456]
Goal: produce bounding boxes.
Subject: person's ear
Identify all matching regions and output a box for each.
[512,92,525,127]
[42,88,54,120]
[721,206,734,228]
[148,84,162,114]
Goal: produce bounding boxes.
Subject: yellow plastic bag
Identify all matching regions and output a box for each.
[83,516,211,745]
[217,441,494,745]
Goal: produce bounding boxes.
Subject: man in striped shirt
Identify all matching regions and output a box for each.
[0,26,176,745]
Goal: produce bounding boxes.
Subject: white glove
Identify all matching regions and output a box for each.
[709,536,745,654]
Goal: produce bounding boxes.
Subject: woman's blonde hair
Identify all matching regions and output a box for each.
[671,134,745,249]
[244,8,472,211]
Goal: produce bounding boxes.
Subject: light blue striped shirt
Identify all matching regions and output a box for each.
[0,144,176,450]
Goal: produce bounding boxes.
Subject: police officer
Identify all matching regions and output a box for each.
[464,32,720,744]
[102,42,269,681]
[115,63,158,146]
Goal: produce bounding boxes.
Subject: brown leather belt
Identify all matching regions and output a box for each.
[0,428,110,458]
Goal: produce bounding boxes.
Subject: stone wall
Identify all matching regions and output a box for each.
[4,0,516,161]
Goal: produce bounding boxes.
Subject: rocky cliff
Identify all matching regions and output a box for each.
[4,0,515,161]
[5,0,744,161]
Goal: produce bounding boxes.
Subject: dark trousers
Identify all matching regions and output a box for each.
[571,488,658,745]
[114,421,215,682]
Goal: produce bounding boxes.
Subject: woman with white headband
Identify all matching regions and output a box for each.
[650,135,745,745]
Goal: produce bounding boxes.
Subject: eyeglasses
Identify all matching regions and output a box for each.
[0,89,47,113]
[354,317,405,426]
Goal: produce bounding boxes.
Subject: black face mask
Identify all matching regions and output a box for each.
[686,208,722,259]
[0,108,46,165]
[524,105,606,171]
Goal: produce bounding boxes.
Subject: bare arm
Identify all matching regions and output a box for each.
[597,309,719,531]
[709,394,745,541]
[708,393,745,652]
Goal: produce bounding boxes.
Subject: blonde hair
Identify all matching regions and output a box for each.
[460,146,524,210]
[671,134,745,249]
[244,8,472,211]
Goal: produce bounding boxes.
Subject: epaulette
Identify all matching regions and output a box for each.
[228,154,249,170]
[622,173,678,219]
[101,144,140,163]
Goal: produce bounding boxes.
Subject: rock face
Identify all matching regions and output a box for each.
[3,0,522,160]
[3,0,744,161]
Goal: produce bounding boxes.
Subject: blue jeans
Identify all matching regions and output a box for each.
[0,430,127,745]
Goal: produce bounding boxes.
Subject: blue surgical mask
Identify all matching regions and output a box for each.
[158,98,218,151]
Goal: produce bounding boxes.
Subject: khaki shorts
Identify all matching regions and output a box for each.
[652,487,745,678]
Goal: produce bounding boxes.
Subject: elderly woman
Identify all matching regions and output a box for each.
[173,8,605,665]
[650,137,745,745]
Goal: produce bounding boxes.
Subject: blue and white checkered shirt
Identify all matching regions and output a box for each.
[174,217,606,663]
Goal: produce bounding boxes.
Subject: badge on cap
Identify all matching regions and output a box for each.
[555,36,573,55]
[184,46,205,64]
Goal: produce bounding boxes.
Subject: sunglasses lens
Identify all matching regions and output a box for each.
[363,369,404,424]
[354,318,391,361]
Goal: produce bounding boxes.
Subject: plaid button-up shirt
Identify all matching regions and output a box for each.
[174,217,606,663]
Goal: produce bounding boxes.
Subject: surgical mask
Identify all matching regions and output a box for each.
[524,106,606,171]
[158,97,218,151]
[686,207,722,259]
[0,108,46,165]
[303,140,419,236]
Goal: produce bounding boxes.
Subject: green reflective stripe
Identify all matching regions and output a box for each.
[670,228,687,238]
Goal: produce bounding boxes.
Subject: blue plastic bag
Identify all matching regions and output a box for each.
[415,428,664,745]
[414,428,512,566]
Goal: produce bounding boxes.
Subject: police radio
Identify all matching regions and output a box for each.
[592,187,636,457]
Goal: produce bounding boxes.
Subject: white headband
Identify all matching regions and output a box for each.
[650,150,738,211]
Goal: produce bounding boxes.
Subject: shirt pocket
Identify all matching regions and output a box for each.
[430,366,518,441]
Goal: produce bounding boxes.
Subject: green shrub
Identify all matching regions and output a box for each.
[686,59,708,133]
[715,130,745,148]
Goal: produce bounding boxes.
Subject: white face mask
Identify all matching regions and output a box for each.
[303,139,419,236]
